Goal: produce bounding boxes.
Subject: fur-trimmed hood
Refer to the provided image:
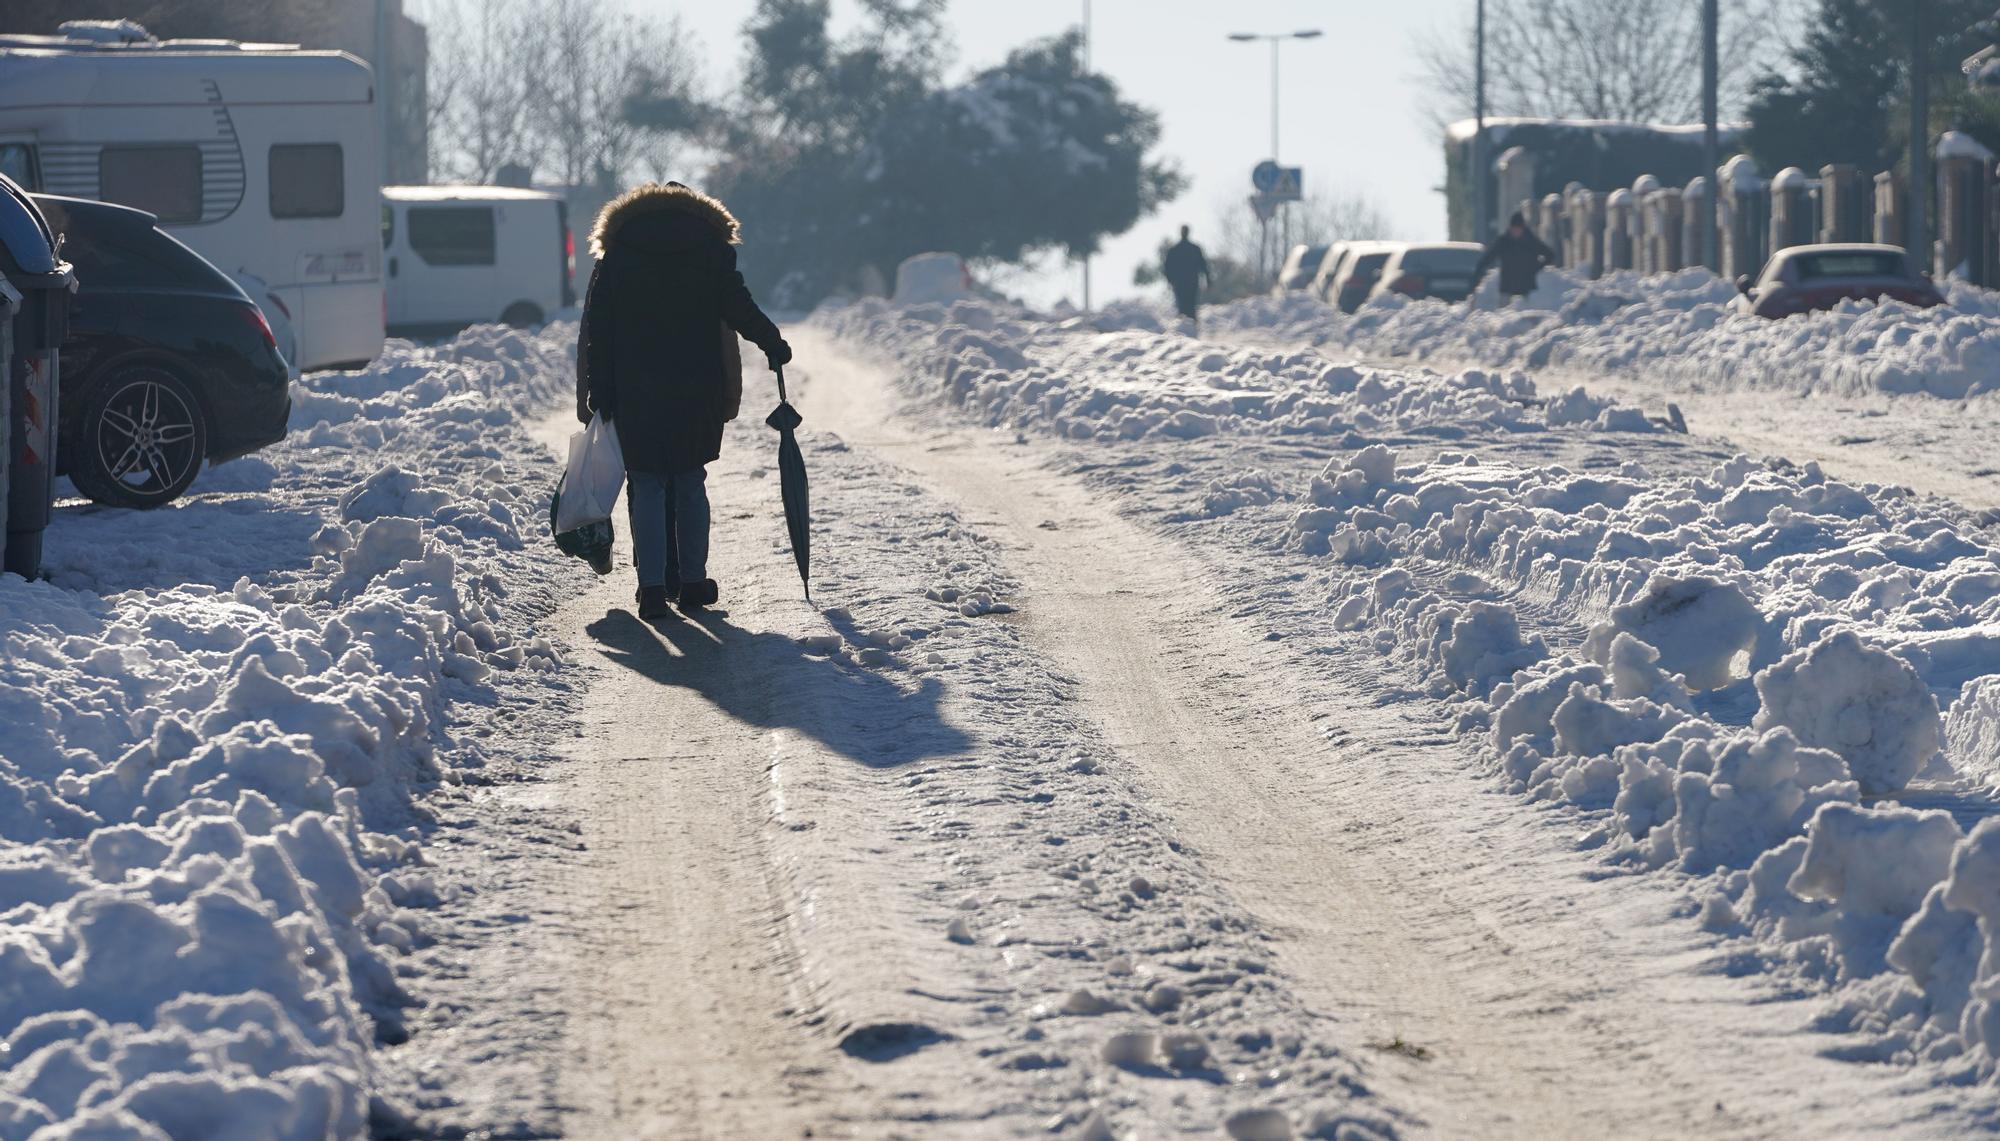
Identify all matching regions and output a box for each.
[588,182,740,259]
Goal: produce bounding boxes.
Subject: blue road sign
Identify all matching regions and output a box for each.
[1252,160,1283,193]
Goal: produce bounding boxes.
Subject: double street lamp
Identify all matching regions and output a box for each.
[1228,30,1323,280]
[1226,29,1323,163]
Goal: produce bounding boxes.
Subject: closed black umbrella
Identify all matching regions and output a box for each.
[766,366,811,599]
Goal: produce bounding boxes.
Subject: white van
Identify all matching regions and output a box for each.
[0,22,385,372]
[382,186,574,337]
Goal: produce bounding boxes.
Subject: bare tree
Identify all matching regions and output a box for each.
[424,0,546,182]
[1212,189,1393,280]
[1412,0,1808,130]
[534,1,697,190]
[421,0,700,188]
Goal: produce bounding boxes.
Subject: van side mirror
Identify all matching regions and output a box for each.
[1734,274,1752,295]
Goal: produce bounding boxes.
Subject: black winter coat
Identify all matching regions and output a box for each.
[577,183,788,474]
[1163,239,1210,294]
[1474,228,1557,297]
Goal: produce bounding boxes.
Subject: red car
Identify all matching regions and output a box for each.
[1735,244,1944,319]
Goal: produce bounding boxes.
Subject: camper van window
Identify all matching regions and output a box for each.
[100,146,203,224]
[0,144,36,190]
[270,144,344,219]
[408,206,496,266]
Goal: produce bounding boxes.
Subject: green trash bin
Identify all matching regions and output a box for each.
[0,173,74,580]
[0,277,15,575]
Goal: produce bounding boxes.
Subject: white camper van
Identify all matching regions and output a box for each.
[382,186,575,338]
[0,22,385,372]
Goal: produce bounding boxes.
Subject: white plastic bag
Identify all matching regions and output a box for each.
[554,413,625,533]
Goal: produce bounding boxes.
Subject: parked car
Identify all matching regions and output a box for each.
[1,23,386,371]
[1367,242,1485,304]
[383,186,573,338]
[1307,241,1355,301]
[34,194,290,508]
[1275,243,1332,292]
[1324,241,1401,313]
[1734,244,1944,319]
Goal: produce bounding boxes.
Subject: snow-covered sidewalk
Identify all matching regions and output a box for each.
[1,326,576,1137]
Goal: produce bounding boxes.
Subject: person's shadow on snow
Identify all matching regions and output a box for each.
[585,608,974,768]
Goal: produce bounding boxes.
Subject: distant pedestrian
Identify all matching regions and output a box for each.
[1162,225,1211,331]
[578,181,792,622]
[1472,212,1557,306]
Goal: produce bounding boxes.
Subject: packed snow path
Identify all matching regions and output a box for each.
[437,331,1998,1138]
[785,331,1983,1137]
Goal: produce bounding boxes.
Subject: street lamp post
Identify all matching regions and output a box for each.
[1910,0,1932,264]
[1080,0,1096,308]
[1228,29,1323,279]
[1703,0,1719,271]
[1473,0,1488,244]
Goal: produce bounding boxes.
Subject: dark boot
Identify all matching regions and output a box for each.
[677,579,719,611]
[636,584,675,621]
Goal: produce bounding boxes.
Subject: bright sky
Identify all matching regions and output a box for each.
[650,0,1466,304]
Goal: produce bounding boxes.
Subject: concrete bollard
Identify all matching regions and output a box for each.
[1494,146,1536,237]
[1645,187,1684,273]
[1719,155,1770,281]
[1769,166,1814,255]
[1538,192,1567,265]
[1629,176,1661,272]
[1935,131,1995,283]
[1604,188,1636,272]
[1681,176,1714,271]
[1874,171,1907,249]
[1819,164,1870,243]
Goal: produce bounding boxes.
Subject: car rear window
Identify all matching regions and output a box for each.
[1794,252,1908,280]
[408,205,496,266]
[48,208,232,293]
[1399,248,1481,275]
[1348,252,1390,278]
[0,142,36,189]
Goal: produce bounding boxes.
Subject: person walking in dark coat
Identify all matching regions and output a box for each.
[1162,225,1211,330]
[577,181,791,621]
[1472,212,1558,305]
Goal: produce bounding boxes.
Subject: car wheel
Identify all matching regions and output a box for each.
[500,302,544,328]
[69,365,209,509]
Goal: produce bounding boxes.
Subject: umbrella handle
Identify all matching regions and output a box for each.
[775,365,789,404]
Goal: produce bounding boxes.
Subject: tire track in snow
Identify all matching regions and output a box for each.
[532,406,1401,1138]
[793,328,1984,1138]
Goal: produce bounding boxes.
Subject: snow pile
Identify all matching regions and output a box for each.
[0,324,575,1136]
[817,296,1659,445]
[821,296,2000,1079]
[1202,267,2000,399]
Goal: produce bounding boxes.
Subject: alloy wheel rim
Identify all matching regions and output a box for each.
[95,377,198,495]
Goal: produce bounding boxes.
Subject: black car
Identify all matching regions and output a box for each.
[32,194,290,508]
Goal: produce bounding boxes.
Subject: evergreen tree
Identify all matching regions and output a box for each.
[1745,0,1996,175]
[702,2,1183,307]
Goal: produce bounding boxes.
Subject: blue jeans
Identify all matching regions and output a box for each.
[627,468,709,588]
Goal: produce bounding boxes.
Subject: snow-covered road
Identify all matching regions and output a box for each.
[14,285,2000,1138]
[787,330,1995,1137]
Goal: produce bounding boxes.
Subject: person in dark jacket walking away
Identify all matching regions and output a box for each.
[577,181,791,622]
[1162,225,1211,331]
[1471,212,1557,306]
